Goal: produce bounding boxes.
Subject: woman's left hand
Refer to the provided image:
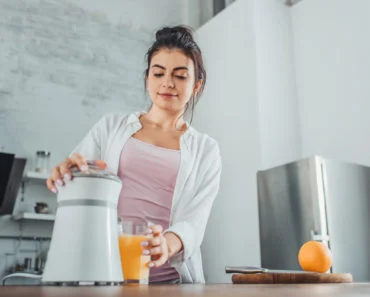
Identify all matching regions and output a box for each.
[142,224,169,268]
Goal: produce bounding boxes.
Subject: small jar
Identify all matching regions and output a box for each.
[35,151,50,173]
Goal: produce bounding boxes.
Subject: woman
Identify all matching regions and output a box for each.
[46,26,222,284]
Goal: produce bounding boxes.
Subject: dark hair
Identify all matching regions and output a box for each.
[144,25,206,122]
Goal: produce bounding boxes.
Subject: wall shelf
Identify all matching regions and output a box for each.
[0,235,51,241]
[13,212,55,221]
[24,171,50,181]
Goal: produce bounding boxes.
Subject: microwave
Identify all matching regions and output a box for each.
[0,153,27,215]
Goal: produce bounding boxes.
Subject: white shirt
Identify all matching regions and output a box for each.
[70,112,222,283]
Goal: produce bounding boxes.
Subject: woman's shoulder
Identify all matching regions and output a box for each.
[188,127,221,155]
[187,128,222,171]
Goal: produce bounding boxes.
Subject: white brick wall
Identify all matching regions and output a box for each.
[0,0,186,280]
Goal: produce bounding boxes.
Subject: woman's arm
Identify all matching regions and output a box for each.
[144,226,183,268]
[164,232,183,258]
[46,116,108,193]
[165,144,222,264]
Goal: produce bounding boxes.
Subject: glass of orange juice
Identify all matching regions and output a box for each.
[118,220,151,284]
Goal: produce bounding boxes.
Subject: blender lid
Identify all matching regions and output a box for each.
[71,162,121,183]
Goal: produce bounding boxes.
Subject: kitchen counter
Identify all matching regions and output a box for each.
[0,283,369,297]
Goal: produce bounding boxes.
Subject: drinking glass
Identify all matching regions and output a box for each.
[118,220,151,284]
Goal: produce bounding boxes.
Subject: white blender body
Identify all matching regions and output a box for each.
[42,169,123,284]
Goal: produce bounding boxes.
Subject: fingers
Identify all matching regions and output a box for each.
[46,166,63,193]
[149,245,163,255]
[148,224,163,236]
[46,154,88,193]
[53,163,65,187]
[150,234,164,247]
[59,160,73,183]
[151,254,167,268]
[69,154,88,172]
[141,225,168,268]
[46,178,58,194]
[148,236,168,268]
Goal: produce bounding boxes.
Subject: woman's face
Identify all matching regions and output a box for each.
[146,48,201,114]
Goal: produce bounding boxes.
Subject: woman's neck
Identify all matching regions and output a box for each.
[142,107,187,131]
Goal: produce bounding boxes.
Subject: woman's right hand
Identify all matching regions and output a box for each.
[46,153,88,193]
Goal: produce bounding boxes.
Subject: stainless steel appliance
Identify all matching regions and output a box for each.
[257,155,370,282]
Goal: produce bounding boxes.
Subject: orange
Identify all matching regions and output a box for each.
[298,241,332,273]
[94,160,107,169]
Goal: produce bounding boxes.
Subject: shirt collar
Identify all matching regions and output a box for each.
[127,111,193,151]
[128,112,194,135]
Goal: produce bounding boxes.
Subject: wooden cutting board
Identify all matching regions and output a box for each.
[232,272,353,284]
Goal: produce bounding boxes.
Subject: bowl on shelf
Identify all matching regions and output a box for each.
[34,202,48,214]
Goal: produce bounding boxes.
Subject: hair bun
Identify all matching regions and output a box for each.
[155,26,194,42]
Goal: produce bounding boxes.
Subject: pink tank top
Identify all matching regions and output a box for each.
[117,137,180,282]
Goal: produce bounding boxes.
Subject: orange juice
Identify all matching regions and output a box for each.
[118,234,150,281]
